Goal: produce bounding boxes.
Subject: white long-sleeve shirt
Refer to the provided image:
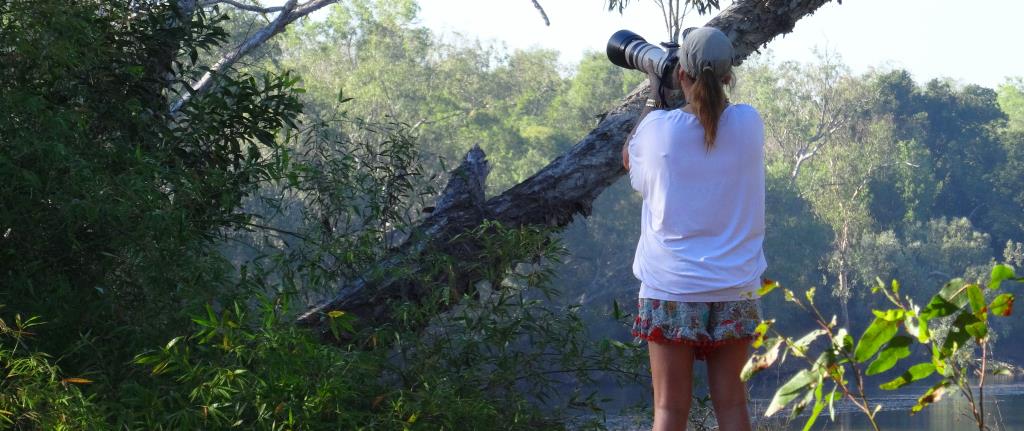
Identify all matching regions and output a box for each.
[627,103,767,302]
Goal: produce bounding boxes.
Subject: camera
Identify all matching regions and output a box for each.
[606,30,681,91]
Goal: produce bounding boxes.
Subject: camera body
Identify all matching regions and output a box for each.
[606,30,681,91]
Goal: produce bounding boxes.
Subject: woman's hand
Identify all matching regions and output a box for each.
[647,67,665,108]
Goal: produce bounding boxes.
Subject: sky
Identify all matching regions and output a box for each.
[265,0,1023,89]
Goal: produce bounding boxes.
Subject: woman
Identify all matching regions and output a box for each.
[621,27,765,431]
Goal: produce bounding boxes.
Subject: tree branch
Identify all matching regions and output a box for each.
[170,0,339,113]
[200,0,284,13]
[531,0,550,26]
[297,0,839,333]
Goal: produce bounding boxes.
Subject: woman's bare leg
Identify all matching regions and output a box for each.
[648,341,695,431]
[706,341,753,431]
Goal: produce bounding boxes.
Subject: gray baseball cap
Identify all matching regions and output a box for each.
[680,27,734,78]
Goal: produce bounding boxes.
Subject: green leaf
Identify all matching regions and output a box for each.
[881,363,936,390]
[832,327,854,354]
[866,336,913,376]
[916,314,931,343]
[990,293,1015,317]
[991,367,1013,377]
[791,385,816,419]
[125,65,144,77]
[931,344,947,376]
[966,284,985,315]
[790,329,826,358]
[965,320,988,340]
[871,309,905,321]
[827,388,841,421]
[942,312,982,356]
[757,278,779,296]
[903,313,923,341]
[938,278,969,308]
[802,382,826,431]
[752,320,774,349]
[165,336,184,350]
[920,295,959,321]
[783,289,800,305]
[854,317,899,363]
[742,337,782,381]
[766,369,816,417]
[989,264,1016,290]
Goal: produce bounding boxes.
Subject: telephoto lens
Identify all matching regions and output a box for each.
[606,30,679,90]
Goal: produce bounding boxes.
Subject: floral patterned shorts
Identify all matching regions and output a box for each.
[631,297,762,361]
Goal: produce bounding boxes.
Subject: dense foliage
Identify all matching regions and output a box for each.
[0,1,642,429]
[746,265,1023,431]
[1,0,1022,429]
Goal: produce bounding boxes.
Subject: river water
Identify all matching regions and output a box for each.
[750,379,1024,431]
[587,379,1024,430]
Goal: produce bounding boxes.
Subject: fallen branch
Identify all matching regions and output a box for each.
[297,0,838,333]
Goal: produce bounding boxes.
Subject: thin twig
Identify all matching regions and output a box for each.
[199,0,284,13]
[980,341,988,430]
[530,0,550,26]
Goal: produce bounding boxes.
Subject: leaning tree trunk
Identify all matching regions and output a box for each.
[297,0,837,333]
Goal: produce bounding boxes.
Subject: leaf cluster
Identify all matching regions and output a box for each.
[746,264,1023,430]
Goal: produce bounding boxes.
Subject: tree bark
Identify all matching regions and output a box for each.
[297,0,837,332]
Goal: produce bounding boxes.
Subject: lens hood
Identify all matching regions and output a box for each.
[607,29,646,69]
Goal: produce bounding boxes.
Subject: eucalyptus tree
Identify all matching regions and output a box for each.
[997,78,1024,133]
[799,112,894,326]
[734,50,865,183]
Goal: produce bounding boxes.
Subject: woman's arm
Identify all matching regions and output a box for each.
[624,72,665,172]
[623,104,657,171]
